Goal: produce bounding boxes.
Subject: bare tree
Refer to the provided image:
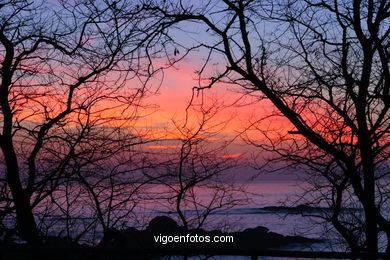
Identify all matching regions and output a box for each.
[37,115,153,245]
[0,0,165,245]
[152,98,247,230]
[141,0,389,253]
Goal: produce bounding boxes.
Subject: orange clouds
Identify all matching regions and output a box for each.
[147,145,181,149]
[218,153,243,158]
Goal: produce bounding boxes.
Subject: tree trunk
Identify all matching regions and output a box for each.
[361,149,378,252]
[13,194,42,246]
[2,141,42,245]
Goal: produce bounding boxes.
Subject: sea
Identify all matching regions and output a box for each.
[4,180,350,259]
[141,180,345,260]
[132,180,344,259]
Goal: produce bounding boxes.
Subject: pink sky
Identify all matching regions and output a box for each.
[136,57,297,160]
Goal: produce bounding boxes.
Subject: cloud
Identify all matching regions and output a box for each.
[147,145,181,149]
[218,153,243,158]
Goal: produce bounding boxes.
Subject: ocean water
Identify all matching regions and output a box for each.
[33,181,333,242]
[2,180,343,259]
[143,181,323,234]
[137,181,333,250]
[142,181,343,259]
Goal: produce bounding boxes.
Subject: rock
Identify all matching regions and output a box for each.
[99,215,321,252]
[146,216,182,233]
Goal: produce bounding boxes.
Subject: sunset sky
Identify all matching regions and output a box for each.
[135,54,297,181]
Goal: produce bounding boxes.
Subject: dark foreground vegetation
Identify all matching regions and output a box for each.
[0,248,388,260]
[98,216,319,250]
[0,216,321,259]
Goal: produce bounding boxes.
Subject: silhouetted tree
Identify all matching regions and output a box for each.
[38,117,152,245]
[143,0,389,253]
[0,0,163,245]
[153,98,247,230]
